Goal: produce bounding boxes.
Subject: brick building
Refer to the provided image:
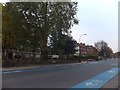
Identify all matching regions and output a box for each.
[79,43,86,55]
[79,43,98,56]
[86,45,98,55]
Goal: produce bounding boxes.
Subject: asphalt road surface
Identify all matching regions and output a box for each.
[2,59,118,88]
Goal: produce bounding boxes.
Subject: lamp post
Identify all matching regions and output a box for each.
[79,34,86,62]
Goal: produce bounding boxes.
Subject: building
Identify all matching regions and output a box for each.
[79,43,98,56]
[80,43,86,55]
[75,43,98,57]
[86,45,98,55]
[74,44,79,56]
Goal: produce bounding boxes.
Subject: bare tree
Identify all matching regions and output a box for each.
[94,40,113,58]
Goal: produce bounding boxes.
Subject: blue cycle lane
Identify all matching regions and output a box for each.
[70,68,120,89]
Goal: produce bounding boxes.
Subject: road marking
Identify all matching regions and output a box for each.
[2,71,12,74]
[2,67,54,74]
[12,70,22,73]
[1,63,83,74]
[111,63,118,66]
[71,68,119,88]
[89,62,98,64]
[2,64,79,74]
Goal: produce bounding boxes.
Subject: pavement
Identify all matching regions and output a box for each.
[2,61,120,90]
[102,75,119,88]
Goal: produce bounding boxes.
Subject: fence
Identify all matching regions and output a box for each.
[3,51,41,67]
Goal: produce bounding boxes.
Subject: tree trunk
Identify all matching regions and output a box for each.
[41,49,48,64]
[32,49,35,64]
[40,2,48,64]
[40,35,48,64]
[40,45,48,64]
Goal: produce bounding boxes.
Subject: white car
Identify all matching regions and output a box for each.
[50,55,59,59]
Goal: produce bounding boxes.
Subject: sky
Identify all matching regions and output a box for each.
[71,0,119,53]
[0,0,119,53]
[0,0,8,3]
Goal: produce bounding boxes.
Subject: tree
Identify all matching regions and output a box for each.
[16,2,78,63]
[94,40,107,52]
[64,36,77,56]
[3,2,78,64]
[0,3,2,33]
[49,32,67,55]
[113,52,120,58]
[2,3,24,58]
[94,40,113,58]
[2,3,40,65]
[49,33,77,56]
[0,4,2,49]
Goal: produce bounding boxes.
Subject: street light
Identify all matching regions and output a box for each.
[79,34,86,62]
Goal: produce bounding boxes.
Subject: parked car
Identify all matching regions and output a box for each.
[49,55,59,59]
[87,59,92,61]
[48,55,59,64]
[98,56,103,60]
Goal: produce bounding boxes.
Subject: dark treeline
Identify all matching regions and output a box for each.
[2,2,79,66]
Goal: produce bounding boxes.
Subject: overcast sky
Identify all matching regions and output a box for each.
[71,0,119,53]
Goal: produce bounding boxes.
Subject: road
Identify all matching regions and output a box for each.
[2,59,119,88]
